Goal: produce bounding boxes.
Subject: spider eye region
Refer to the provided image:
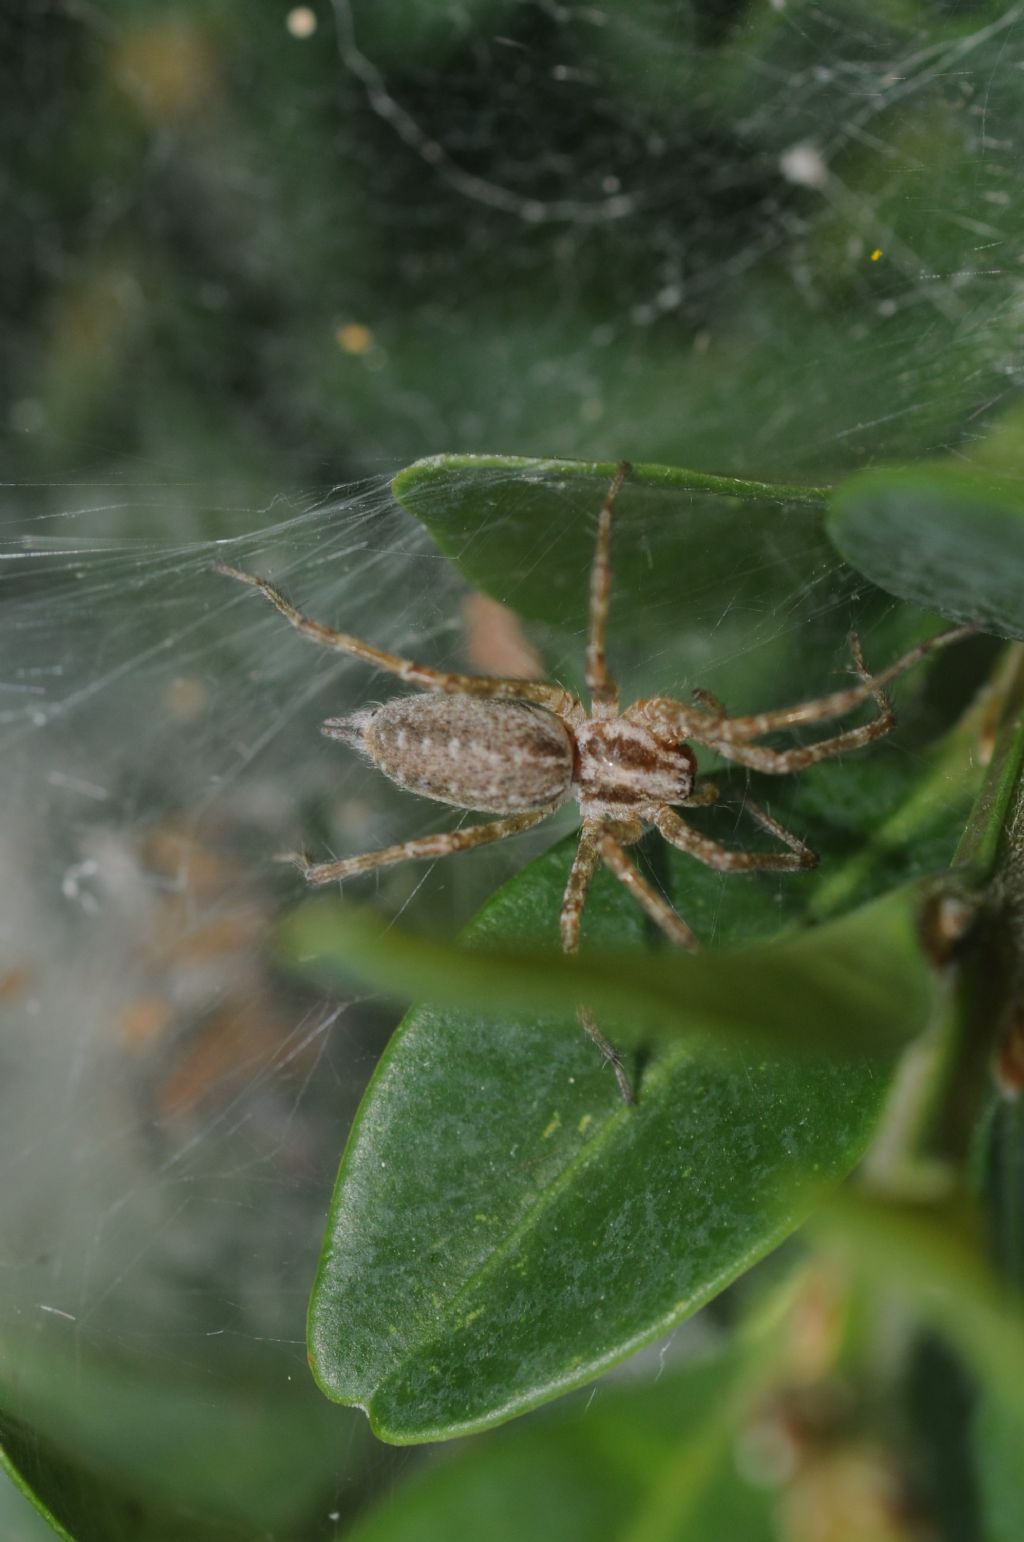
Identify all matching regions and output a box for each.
[322,694,574,815]
[575,720,695,818]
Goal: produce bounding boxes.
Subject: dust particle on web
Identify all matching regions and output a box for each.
[779,142,828,190]
[286,7,318,39]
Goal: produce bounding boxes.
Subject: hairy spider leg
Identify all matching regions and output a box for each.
[654,804,817,872]
[288,804,560,886]
[215,562,575,715]
[585,461,631,717]
[848,629,894,728]
[736,794,819,865]
[630,623,975,774]
[560,828,636,1104]
[595,832,702,950]
[679,780,720,808]
[559,820,700,1103]
[698,625,974,744]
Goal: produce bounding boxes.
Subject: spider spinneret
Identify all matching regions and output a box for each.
[217,461,974,1103]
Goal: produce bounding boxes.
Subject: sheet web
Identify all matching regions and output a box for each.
[0,470,872,1458]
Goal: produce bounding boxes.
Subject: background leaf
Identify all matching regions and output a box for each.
[280,883,936,1059]
[828,466,1024,641]
[341,1346,777,1542]
[0,1337,352,1542]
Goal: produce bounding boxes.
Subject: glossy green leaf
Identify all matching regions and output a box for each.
[391,453,830,638]
[391,453,873,709]
[343,1347,776,1542]
[828,466,1024,640]
[281,882,935,1059]
[303,666,994,1442]
[391,454,997,765]
[306,835,904,1441]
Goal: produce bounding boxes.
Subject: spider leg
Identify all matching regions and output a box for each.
[653,805,817,871]
[694,631,894,775]
[559,824,600,955]
[731,794,820,865]
[584,462,630,717]
[686,624,975,746]
[560,825,635,1105]
[694,706,893,776]
[691,686,727,715]
[630,624,973,773]
[680,780,720,808]
[596,831,702,951]
[216,563,575,715]
[291,804,558,886]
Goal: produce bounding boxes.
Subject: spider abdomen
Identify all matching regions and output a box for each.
[326,694,574,814]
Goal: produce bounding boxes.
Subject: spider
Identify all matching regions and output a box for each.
[217,463,973,1103]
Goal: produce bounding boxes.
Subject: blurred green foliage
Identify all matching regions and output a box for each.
[7,0,1024,504]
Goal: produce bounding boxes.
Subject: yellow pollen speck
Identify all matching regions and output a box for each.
[336,322,374,355]
[577,1114,593,1134]
[870,248,883,262]
[286,7,318,39]
[542,1112,561,1139]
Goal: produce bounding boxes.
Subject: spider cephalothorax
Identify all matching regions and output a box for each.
[573,718,697,820]
[217,462,973,1102]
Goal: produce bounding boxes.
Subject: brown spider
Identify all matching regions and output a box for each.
[217,464,973,1103]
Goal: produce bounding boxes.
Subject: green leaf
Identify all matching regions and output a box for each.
[818,1192,1024,1433]
[0,1421,78,1542]
[954,650,1024,884]
[302,659,994,1442]
[0,1412,176,1542]
[391,454,998,758]
[0,1337,356,1541]
[392,453,868,708]
[975,1387,1024,1542]
[392,454,830,636]
[305,842,902,1441]
[828,466,1024,640]
[0,1405,317,1542]
[305,460,1000,1443]
[342,1346,777,1542]
[280,882,935,1060]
